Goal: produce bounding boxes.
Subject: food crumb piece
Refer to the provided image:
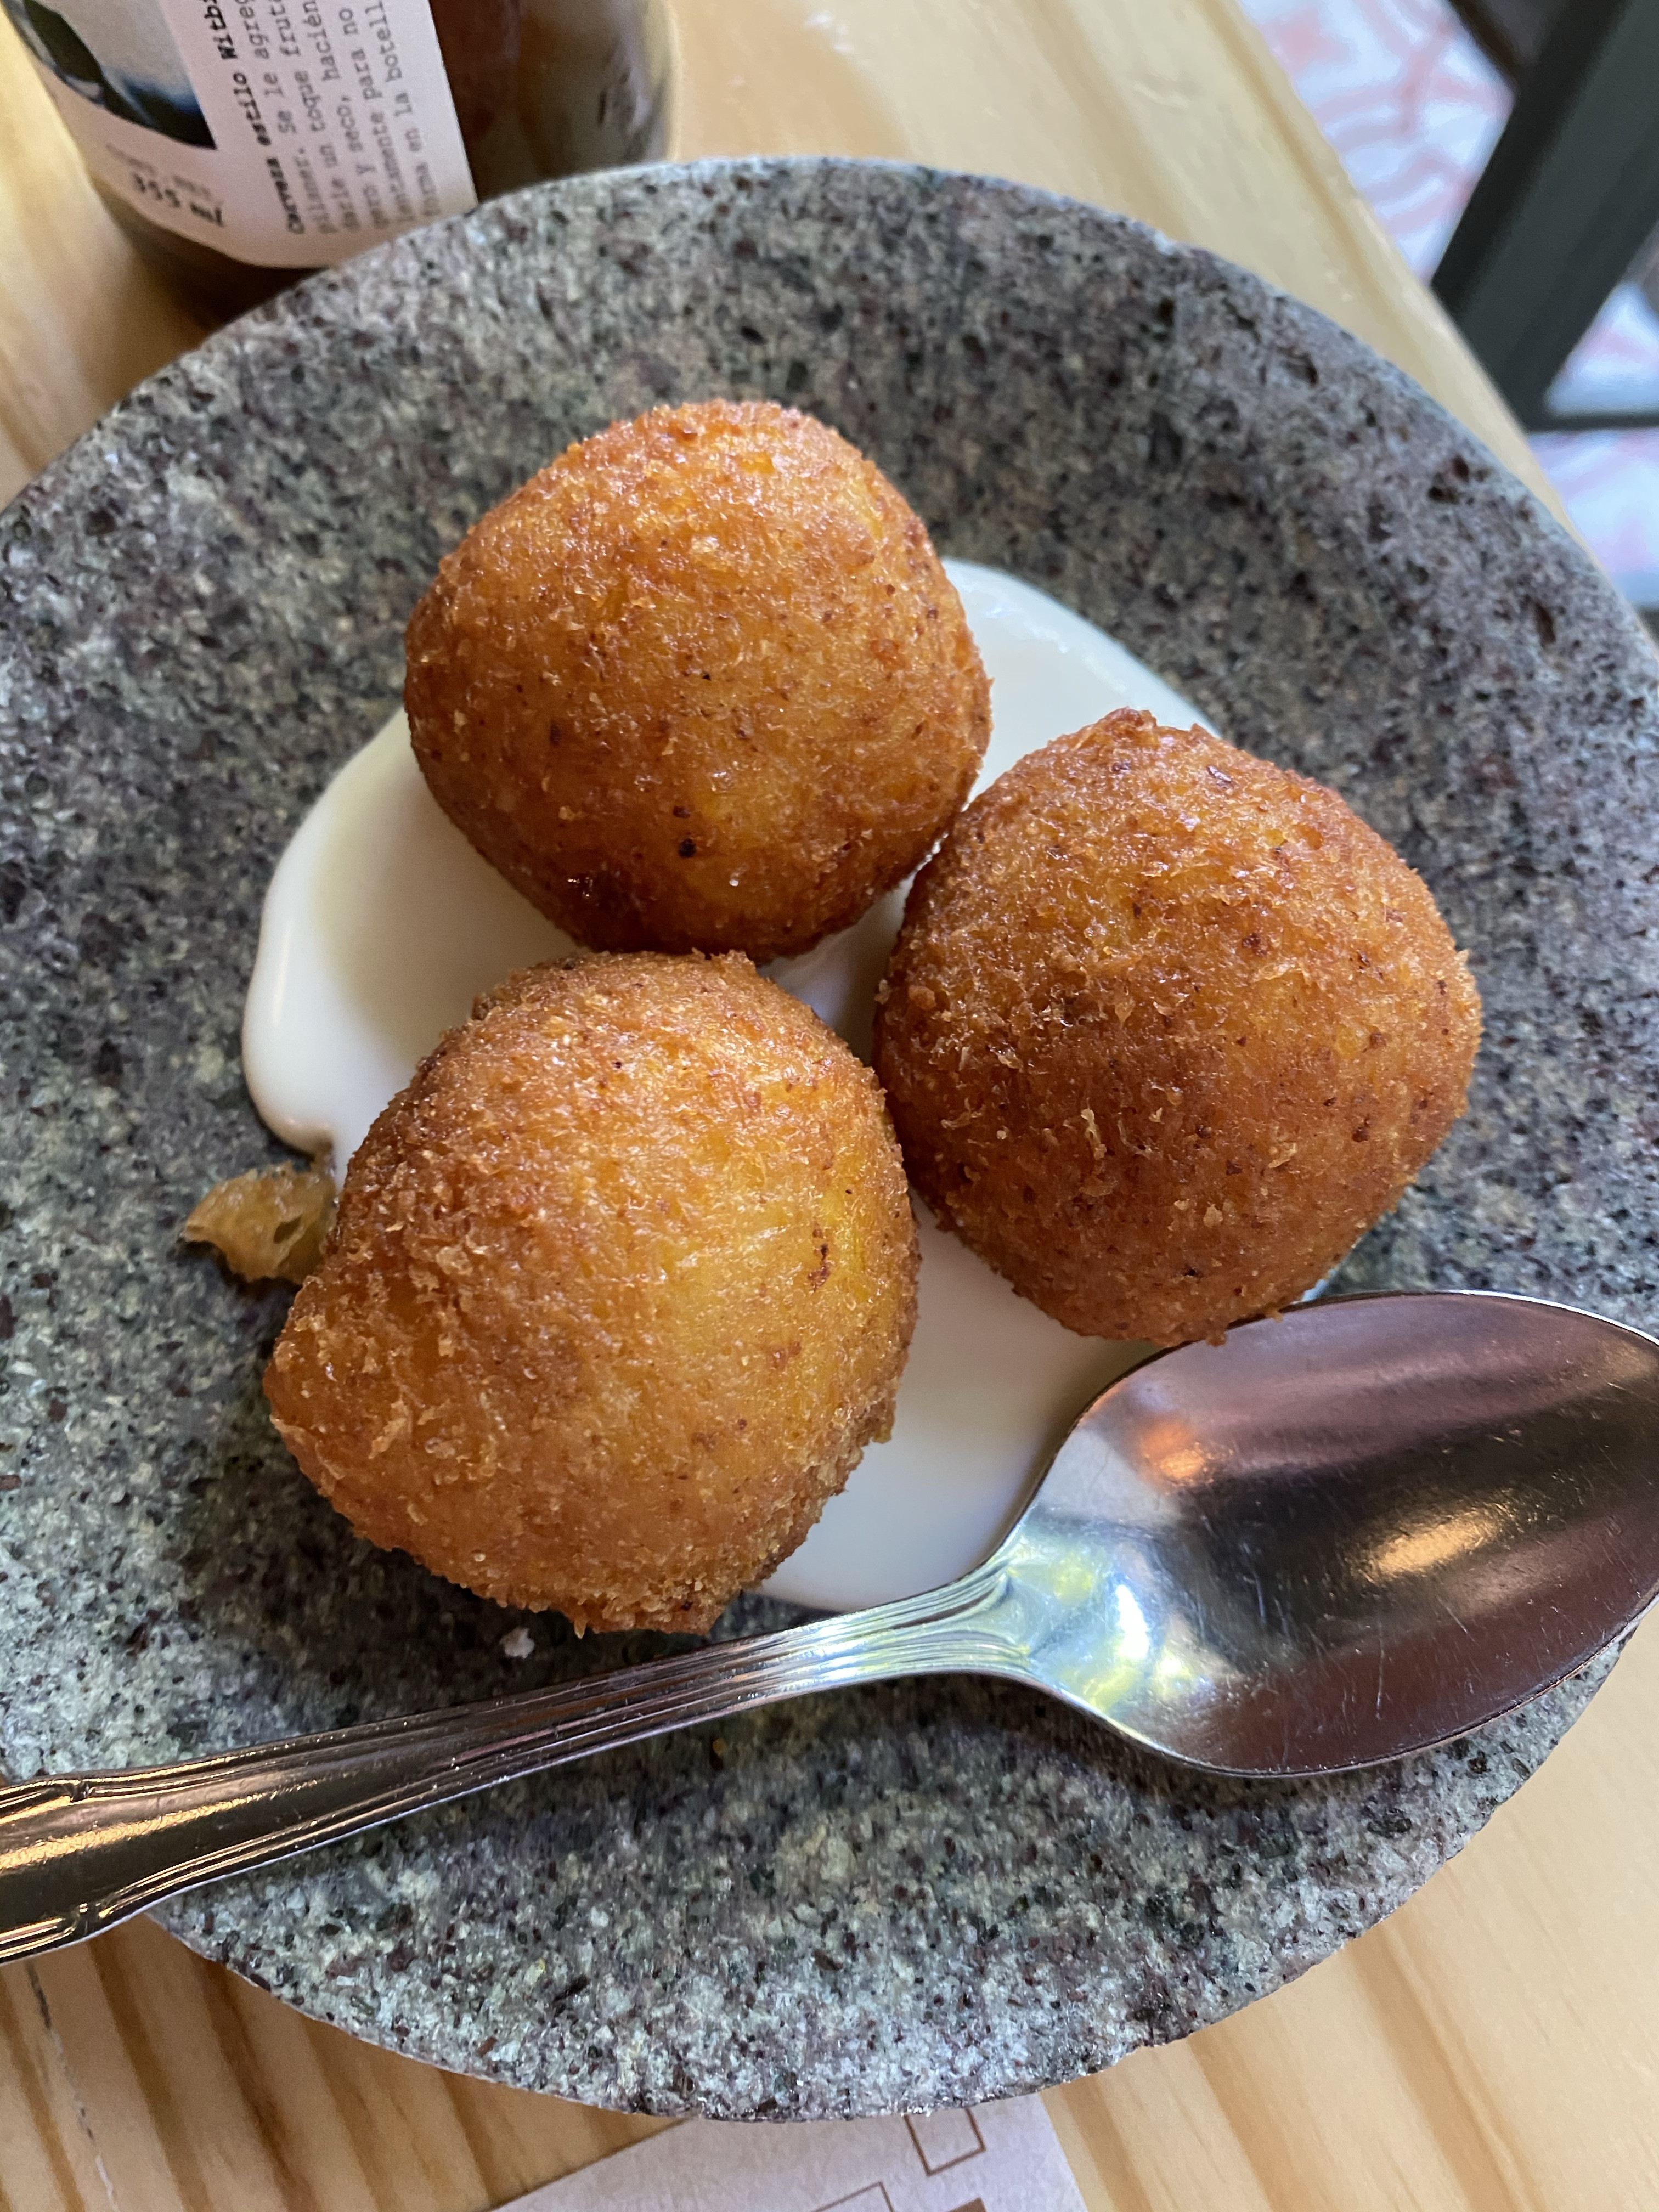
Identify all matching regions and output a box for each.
[500,1626,535,1660]
[184,1165,336,1285]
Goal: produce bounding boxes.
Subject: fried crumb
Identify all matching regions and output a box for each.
[184,1165,336,1285]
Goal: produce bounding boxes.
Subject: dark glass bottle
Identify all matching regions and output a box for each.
[21,0,673,322]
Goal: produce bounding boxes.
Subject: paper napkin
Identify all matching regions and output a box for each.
[508,2092,1086,2211]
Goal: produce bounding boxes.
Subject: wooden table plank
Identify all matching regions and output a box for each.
[1050,1617,1659,2212]
[1,3,1650,2207]
[10,1922,668,2212]
[0,38,203,509]
[671,0,1563,518]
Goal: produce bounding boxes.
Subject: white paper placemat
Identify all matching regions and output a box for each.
[508,2094,1086,2211]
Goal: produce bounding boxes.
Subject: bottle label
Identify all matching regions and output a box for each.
[15,0,478,267]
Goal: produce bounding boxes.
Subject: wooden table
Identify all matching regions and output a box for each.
[3,5,1656,2207]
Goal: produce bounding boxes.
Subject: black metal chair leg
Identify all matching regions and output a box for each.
[1432,0,1659,431]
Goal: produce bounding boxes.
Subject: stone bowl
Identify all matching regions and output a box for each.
[1,158,1655,2120]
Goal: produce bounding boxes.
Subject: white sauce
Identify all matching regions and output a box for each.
[244,561,1211,1611]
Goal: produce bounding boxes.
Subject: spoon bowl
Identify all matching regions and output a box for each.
[2,1289,1656,1964]
[1006,1290,1659,1774]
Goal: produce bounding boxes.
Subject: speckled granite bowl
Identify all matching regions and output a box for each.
[2,159,1656,2119]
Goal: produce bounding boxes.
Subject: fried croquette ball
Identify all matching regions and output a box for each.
[405,399,989,963]
[873,709,1481,1347]
[264,952,918,1632]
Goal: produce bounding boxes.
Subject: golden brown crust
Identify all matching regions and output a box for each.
[873,709,1482,1347]
[264,952,917,1632]
[405,399,989,963]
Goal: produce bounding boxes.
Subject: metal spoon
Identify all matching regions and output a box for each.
[4,1288,1657,1965]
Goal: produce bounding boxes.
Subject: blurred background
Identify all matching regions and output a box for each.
[1240,0,1659,622]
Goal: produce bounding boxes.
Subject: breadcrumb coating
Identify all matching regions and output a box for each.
[874,709,1481,1346]
[265,952,918,1631]
[406,399,989,963]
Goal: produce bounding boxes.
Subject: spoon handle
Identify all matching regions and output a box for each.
[0,1562,1019,1963]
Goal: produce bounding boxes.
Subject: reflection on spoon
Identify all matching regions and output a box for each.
[241,561,1212,1610]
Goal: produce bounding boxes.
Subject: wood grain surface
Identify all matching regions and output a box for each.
[2,3,1654,2207]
